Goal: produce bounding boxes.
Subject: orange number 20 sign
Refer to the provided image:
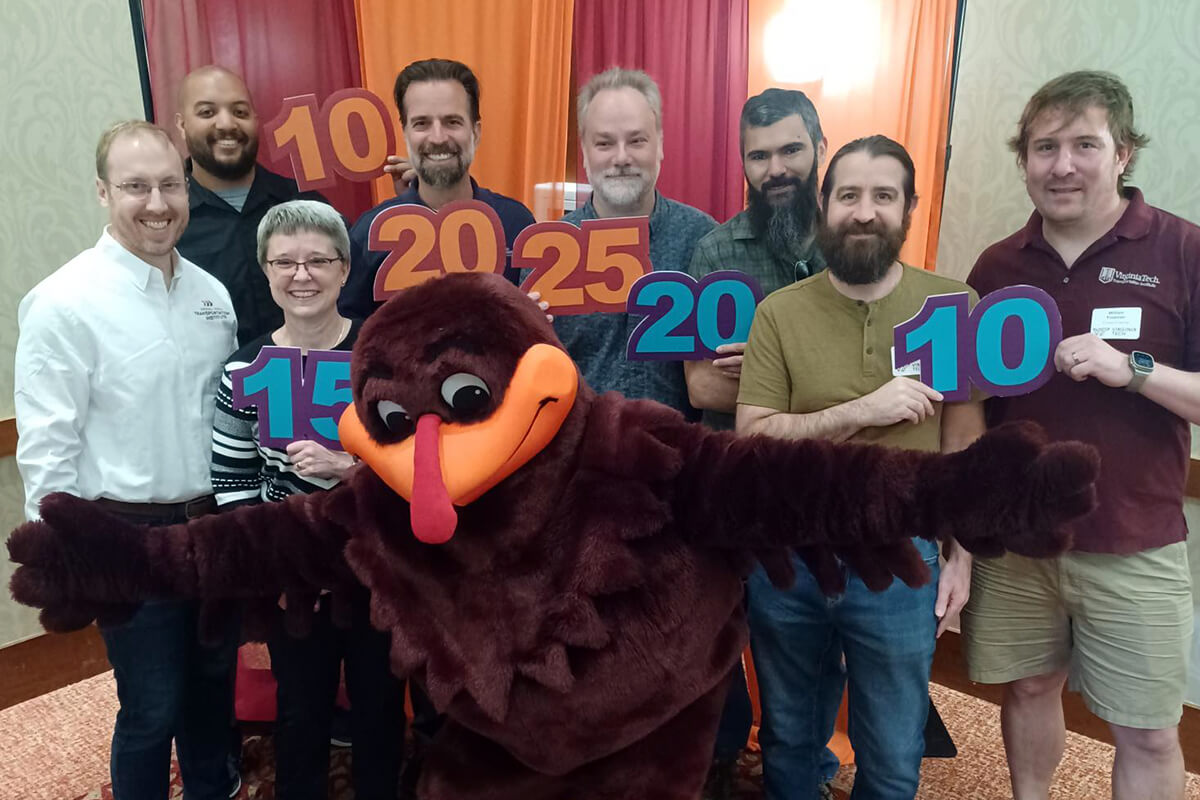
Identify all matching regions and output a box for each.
[369,201,651,315]
[370,201,507,297]
[265,89,396,191]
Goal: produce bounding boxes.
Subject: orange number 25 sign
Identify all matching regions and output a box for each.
[265,89,396,191]
[368,201,651,315]
[515,217,650,315]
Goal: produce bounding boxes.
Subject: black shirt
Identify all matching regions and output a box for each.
[178,165,329,346]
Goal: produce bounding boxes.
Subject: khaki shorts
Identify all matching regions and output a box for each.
[961,541,1193,729]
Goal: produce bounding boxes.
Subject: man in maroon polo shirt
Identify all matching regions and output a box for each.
[963,70,1200,800]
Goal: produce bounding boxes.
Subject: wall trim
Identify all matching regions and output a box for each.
[0,626,109,711]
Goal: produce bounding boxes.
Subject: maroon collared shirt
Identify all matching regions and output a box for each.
[968,189,1200,554]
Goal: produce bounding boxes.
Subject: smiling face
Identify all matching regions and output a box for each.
[176,68,260,183]
[342,273,579,543]
[97,130,189,270]
[580,87,663,215]
[742,113,823,203]
[816,151,911,285]
[1022,104,1130,230]
[401,80,480,189]
[262,229,349,325]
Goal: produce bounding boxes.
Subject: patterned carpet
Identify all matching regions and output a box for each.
[2,672,1199,799]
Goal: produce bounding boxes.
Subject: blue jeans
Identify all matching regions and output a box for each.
[747,540,939,800]
[712,660,753,761]
[100,598,238,799]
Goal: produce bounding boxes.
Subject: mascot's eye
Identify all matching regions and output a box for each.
[376,400,413,436]
[440,373,491,415]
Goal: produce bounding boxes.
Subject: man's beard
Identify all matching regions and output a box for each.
[413,140,474,188]
[816,212,910,286]
[747,170,819,265]
[586,164,651,211]
[188,129,259,182]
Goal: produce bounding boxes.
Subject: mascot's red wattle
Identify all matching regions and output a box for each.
[9,272,1099,799]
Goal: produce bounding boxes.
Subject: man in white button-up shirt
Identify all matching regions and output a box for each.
[15,120,240,800]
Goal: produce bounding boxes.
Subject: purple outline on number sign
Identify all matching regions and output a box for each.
[625,270,764,361]
[893,292,973,403]
[231,346,351,452]
[300,348,353,451]
[231,346,304,449]
[965,285,1062,398]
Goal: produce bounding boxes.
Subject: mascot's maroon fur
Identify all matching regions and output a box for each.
[10,272,1098,800]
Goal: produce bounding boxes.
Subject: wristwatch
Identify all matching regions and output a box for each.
[1126,350,1154,393]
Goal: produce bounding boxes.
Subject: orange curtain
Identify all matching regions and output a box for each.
[353,0,574,220]
[748,0,957,269]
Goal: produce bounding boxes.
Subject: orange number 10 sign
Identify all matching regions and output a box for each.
[265,89,397,191]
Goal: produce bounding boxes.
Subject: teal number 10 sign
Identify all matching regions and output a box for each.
[893,285,1062,402]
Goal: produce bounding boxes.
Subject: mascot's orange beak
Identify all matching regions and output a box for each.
[338,343,579,544]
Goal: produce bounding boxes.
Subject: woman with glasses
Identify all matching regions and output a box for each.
[210,199,404,799]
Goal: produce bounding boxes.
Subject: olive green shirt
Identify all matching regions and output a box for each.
[738,265,979,452]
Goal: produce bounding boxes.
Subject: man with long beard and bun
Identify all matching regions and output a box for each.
[176,65,329,346]
[340,58,535,321]
[737,135,978,800]
[685,87,829,799]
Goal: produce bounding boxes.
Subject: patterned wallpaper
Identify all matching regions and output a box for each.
[936,0,1200,280]
[0,0,145,647]
[937,0,1200,705]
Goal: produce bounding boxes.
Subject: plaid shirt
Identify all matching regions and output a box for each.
[686,208,825,429]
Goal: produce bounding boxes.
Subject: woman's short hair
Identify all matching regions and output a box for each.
[256,200,350,266]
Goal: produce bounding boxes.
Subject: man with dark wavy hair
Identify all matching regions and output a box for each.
[964,70,1200,800]
[738,135,979,800]
[341,58,535,321]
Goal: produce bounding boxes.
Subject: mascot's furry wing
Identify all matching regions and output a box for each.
[9,272,1098,800]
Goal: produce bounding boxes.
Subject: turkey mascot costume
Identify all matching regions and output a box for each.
[10,272,1098,800]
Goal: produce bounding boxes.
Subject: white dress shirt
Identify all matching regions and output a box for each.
[15,229,238,520]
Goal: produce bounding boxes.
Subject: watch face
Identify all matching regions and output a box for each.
[1132,351,1154,370]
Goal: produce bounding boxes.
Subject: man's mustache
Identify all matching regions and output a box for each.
[761,176,803,193]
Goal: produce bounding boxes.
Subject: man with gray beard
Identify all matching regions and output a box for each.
[549,67,716,416]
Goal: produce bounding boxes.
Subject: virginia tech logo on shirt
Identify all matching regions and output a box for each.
[194,300,232,321]
[1098,266,1160,288]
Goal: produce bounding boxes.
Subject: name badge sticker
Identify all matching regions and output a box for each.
[891,347,921,377]
[1090,307,1142,340]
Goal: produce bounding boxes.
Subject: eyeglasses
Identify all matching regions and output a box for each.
[265,256,344,274]
[108,179,188,199]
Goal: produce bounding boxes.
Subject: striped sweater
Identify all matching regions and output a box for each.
[211,321,362,508]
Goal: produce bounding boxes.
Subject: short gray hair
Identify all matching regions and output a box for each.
[577,67,663,137]
[256,200,349,266]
